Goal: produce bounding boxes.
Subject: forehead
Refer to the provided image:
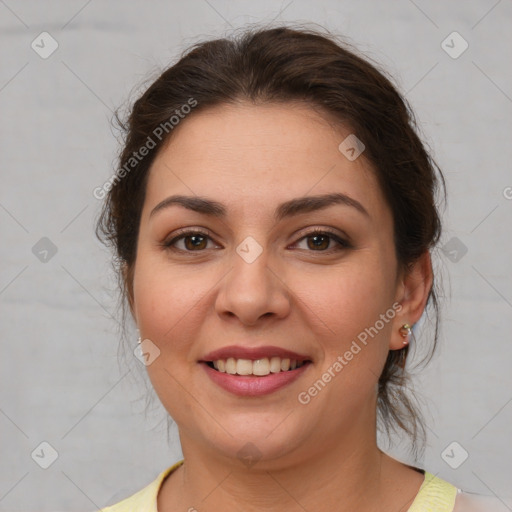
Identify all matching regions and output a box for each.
[142,102,391,225]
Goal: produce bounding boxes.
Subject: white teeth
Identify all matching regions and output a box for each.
[210,357,306,376]
[253,358,270,376]
[225,357,236,374]
[236,359,253,376]
[269,356,281,373]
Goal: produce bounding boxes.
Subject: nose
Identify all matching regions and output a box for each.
[214,242,291,326]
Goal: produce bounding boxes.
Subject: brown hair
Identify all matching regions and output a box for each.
[96,25,445,456]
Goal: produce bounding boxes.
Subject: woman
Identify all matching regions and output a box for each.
[95,25,505,512]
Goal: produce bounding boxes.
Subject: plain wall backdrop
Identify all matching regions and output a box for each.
[1,1,511,510]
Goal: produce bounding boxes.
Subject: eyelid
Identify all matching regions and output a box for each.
[293,226,350,243]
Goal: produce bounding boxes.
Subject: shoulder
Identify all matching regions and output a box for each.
[96,460,184,512]
[453,491,511,512]
[97,477,161,512]
[411,471,510,512]
[408,471,458,511]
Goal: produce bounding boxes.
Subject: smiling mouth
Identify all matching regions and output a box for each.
[204,357,312,377]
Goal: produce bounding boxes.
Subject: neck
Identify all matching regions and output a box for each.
[159,430,412,512]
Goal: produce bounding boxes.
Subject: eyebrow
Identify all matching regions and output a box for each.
[149,192,369,221]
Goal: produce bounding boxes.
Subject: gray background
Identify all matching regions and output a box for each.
[1,1,511,510]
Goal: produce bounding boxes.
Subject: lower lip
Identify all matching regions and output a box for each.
[201,362,311,397]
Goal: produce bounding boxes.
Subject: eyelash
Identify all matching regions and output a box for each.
[161,227,351,254]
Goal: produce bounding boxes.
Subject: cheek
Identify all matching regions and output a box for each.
[132,258,210,353]
[132,260,211,414]
[293,266,396,422]
[297,260,395,338]
[292,256,397,404]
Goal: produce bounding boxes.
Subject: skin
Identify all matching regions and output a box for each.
[128,101,433,512]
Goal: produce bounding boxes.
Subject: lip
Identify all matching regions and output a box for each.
[199,345,313,397]
[200,345,311,363]
[201,361,311,397]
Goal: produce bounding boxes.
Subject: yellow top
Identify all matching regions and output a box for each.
[408,471,458,512]
[98,461,458,512]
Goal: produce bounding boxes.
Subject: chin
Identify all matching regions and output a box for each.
[189,413,310,469]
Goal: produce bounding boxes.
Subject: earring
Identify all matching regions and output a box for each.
[399,323,412,345]
[137,336,141,344]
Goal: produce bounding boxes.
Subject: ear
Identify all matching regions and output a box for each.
[389,251,433,350]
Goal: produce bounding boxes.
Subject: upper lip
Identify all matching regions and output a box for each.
[200,345,311,362]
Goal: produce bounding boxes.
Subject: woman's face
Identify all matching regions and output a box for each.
[130,102,412,466]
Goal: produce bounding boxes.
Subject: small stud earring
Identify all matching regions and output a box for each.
[399,323,412,345]
[137,336,141,344]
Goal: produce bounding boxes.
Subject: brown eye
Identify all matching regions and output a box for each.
[294,229,350,252]
[164,230,216,252]
[182,234,208,250]
[306,233,331,250]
